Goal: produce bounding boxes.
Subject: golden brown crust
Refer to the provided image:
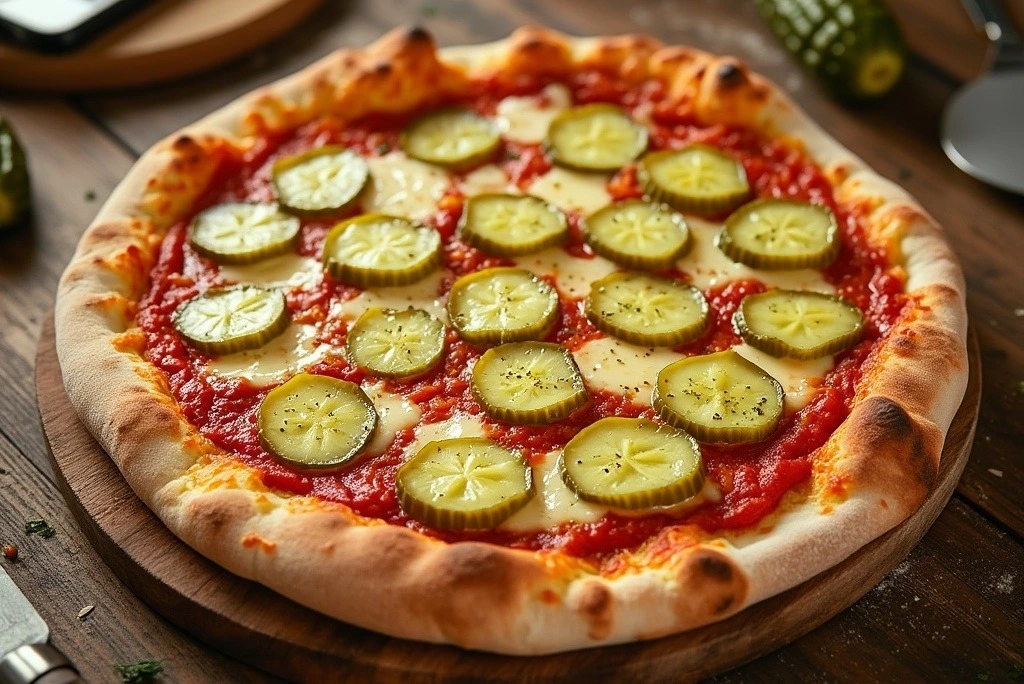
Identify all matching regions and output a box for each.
[54,26,967,654]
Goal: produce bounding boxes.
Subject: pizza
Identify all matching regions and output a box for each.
[54,27,968,654]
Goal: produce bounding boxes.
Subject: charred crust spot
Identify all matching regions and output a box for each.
[717,62,744,86]
[694,65,707,79]
[520,37,545,52]
[577,581,613,640]
[374,61,392,76]
[714,594,735,614]
[863,396,914,439]
[407,26,431,42]
[172,135,196,150]
[891,332,915,356]
[696,554,734,583]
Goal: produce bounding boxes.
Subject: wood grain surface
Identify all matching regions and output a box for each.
[0,0,326,92]
[1,1,1022,681]
[33,318,985,682]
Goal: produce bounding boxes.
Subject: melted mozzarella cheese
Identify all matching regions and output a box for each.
[205,324,327,386]
[495,84,571,143]
[363,383,422,455]
[680,218,834,292]
[733,343,833,411]
[460,164,514,196]
[512,248,617,298]
[502,451,606,531]
[365,152,450,220]
[333,271,447,322]
[574,337,683,405]
[218,253,321,289]
[528,167,612,215]
[402,414,488,460]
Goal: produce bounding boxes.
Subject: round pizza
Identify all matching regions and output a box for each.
[54,27,968,654]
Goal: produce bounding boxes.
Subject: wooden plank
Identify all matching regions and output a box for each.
[0,433,271,683]
[0,100,134,477]
[722,498,1024,683]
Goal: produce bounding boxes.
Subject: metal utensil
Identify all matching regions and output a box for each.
[0,565,83,684]
[942,0,1024,194]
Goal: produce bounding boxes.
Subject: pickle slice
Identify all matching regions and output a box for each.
[322,213,441,287]
[471,342,588,425]
[717,199,839,270]
[560,417,704,509]
[638,145,750,215]
[654,349,784,444]
[258,373,377,472]
[346,307,446,378]
[584,200,690,269]
[460,193,568,256]
[447,267,559,345]
[586,272,708,347]
[272,146,369,216]
[734,290,864,359]
[396,438,534,530]
[400,109,500,170]
[545,104,649,171]
[189,203,300,265]
[174,285,288,355]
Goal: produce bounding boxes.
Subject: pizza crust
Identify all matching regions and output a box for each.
[54,26,967,654]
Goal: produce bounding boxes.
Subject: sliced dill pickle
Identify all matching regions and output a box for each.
[654,349,784,444]
[584,200,690,269]
[346,307,445,378]
[545,104,649,171]
[258,373,377,472]
[585,272,708,347]
[322,213,441,287]
[717,198,839,270]
[447,267,558,345]
[400,109,500,170]
[188,203,300,265]
[396,438,534,530]
[560,417,704,509]
[734,290,864,359]
[174,285,288,355]
[471,342,588,425]
[272,146,369,216]
[460,193,568,256]
[638,145,750,215]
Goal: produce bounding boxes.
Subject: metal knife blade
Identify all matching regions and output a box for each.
[0,565,48,658]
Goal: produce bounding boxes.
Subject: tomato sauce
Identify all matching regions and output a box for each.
[136,70,909,561]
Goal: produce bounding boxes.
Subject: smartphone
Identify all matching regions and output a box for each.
[0,0,155,53]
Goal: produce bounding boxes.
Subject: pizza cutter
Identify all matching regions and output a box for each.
[941,0,1024,194]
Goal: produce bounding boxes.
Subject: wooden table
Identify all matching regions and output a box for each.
[1,1,1021,681]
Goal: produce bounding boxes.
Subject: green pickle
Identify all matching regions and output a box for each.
[258,373,378,471]
[396,438,534,530]
[560,417,705,509]
[471,342,588,424]
[654,349,785,444]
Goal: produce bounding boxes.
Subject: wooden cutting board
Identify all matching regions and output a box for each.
[0,0,325,92]
[34,317,981,682]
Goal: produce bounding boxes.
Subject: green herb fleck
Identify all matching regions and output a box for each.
[24,518,56,539]
[977,675,990,682]
[1009,663,1024,680]
[376,143,392,155]
[1016,380,1024,398]
[116,660,163,683]
[84,190,96,202]
[420,4,438,17]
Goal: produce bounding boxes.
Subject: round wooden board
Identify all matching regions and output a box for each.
[35,317,981,683]
[0,0,324,92]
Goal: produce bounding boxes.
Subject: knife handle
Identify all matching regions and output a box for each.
[0,644,83,684]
